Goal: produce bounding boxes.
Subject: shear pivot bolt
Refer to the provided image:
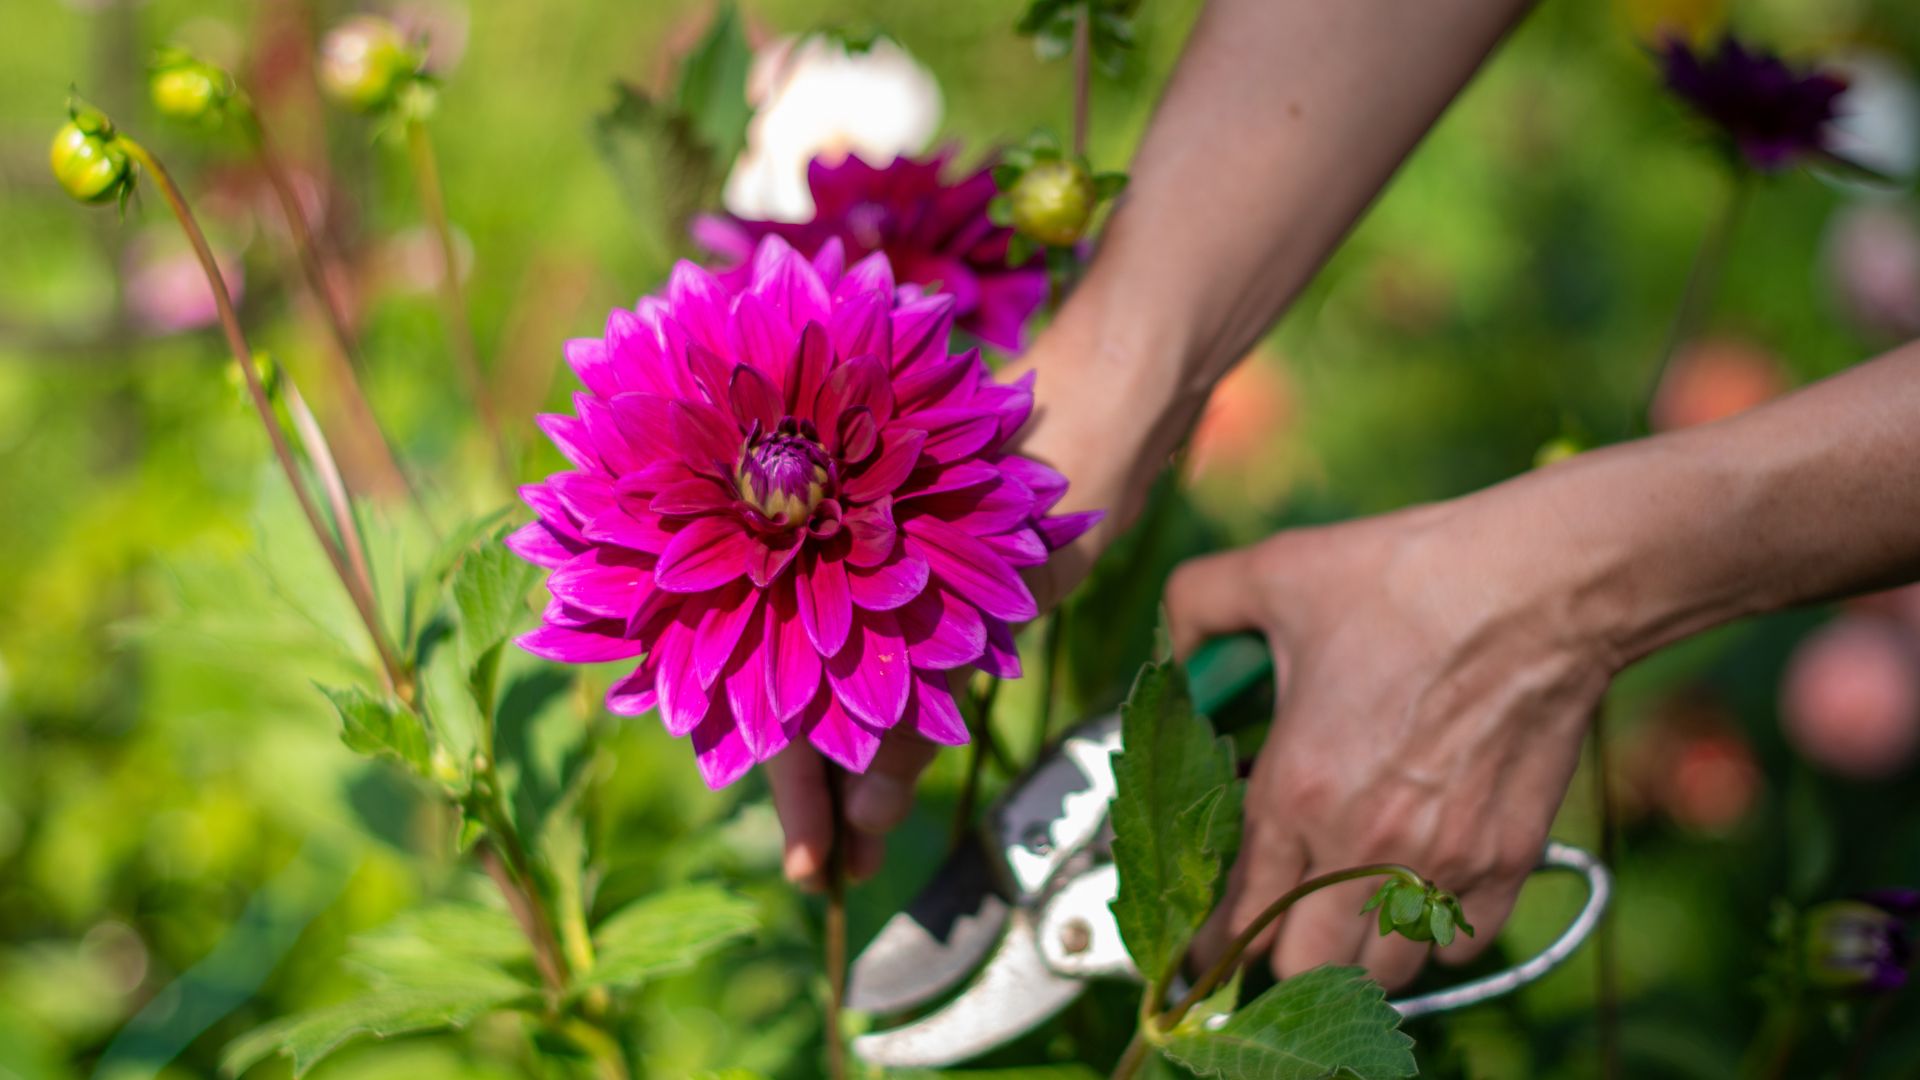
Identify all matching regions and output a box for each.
[1059,918,1092,955]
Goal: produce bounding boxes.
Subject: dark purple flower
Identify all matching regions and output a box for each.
[1659,35,1850,171]
[695,151,1050,353]
[1803,890,1920,993]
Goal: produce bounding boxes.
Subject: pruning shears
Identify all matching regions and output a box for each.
[848,635,1612,1069]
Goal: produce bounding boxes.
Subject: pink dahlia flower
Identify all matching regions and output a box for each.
[512,235,1099,788]
[694,151,1049,353]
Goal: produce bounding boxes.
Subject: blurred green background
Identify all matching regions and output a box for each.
[3,0,1920,1077]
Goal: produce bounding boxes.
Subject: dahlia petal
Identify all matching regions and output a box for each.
[890,293,957,373]
[898,459,998,500]
[827,291,892,365]
[692,705,755,789]
[815,354,896,430]
[693,581,760,687]
[797,552,853,657]
[836,250,896,302]
[983,527,1048,568]
[653,620,711,736]
[998,456,1069,513]
[807,696,883,773]
[892,349,976,412]
[606,308,679,398]
[765,579,823,722]
[549,472,617,528]
[651,476,734,517]
[843,497,898,568]
[722,616,792,762]
[517,621,646,664]
[786,322,832,420]
[549,547,654,620]
[605,663,658,716]
[811,236,847,289]
[613,459,694,499]
[584,506,675,555]
[536,413,599,472]
[520,481,583,540]
[848,546,930,611]
[654,515,755,592]
[835,406,878,464]
[844,429,926,504]
[979,371,1036,441]
[827,610,911,729]
[607,392,678,459]
[745,530,804,588]
[967,269,1050,352]
[909,670,970,746]
[690,213,755,265]
[732,293,799,386]
[914,412,1000,464]
[904,515,1038,622]
[977,617,1024,678]
[672,399,743,478]
[898,587,988,670]
[910,476,1035,534]
[730,363,783,430]
[577,394,649,475]
[750,235,832,330]
[565,337,621,399]
[1038,509,1104,550]
[667,261,732,355]
[686,342,736,411]
[505,519,580,568]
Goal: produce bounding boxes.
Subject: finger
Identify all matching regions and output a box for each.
[1434,879,1525,968]
[1191,816,1307,973]
[1357,923,1430,991]
[1164,546,1271,658]
[1272,874,1377,980]
[847,828,887,882]
[765,742,832,892]
[844,730,941,836]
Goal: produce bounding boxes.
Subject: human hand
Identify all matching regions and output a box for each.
[1169,494,1614,989]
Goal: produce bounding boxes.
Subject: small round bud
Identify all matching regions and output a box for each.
[150,51,233,123]
[318,16,422,114]
[1010,159,1096,248]
[49,120,130,204]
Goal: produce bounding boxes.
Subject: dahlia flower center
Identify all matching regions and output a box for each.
[736,418,831,526]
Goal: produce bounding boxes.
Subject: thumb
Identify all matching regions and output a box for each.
[1164,543,1279,660]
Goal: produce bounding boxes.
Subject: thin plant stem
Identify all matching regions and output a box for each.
[283,379,378,630]
[824,767,849,1080]
[950,676,1003,846]
[1035,609,1065,764]
[1072,3,1092,158]
[404,116,513,482]
[480,843,569,997]
[241,104,419,506]
[475,758,571,995]
[556,1017,633,1080]
[1590,704,1620,1080]
[1641,170,1751,432]
[1110,864,1426,1080]
[121,138,412,701]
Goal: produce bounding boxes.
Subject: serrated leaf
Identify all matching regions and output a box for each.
[452,527,539,675]
[1162,966,1417,1080]
[221,976,533,1078]
[673,1,753,165]
[1109,658,1241,987]
[320,684,430,776]
[579,885,757,992]
[893,1068,1105,1080]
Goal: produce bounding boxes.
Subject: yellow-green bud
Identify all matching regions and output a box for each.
[49,120,130,204]
[318,16,421,114]
[1010,159,1096,248]
[1533,436,1585,469]
[150,52,232,123]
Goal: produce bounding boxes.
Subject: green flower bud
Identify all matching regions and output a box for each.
[150,50,233,123]
[318,16,422,114]
[1009,158,1096,248]
[1533,436,1584,468]
[49,117,130,204]
[1362,875,1475,948]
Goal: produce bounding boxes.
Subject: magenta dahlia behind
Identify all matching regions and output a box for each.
[694,151,1049,353]
[511,235,1098,788]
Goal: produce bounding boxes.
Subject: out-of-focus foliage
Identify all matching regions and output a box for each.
[2,0,1919,1077]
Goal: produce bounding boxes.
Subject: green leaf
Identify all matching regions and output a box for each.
[320,684,430,777]
[221,979,532,1077]
[579,885,758,992]
[1108,658,1241,987]
[673,1,753,165]
[452,526,539,676]
[1093,171,1130,200]
[1162,966,1417,1080]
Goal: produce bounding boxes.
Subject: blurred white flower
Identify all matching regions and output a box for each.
[1823,202,1920,341]
[1825,50,1919,188]
[722,35,942,223]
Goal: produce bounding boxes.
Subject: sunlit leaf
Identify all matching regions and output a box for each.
[673,1,753,166]
[1109,657,1241,987]
[320,684,430,777]
[578,885,758,992]
[1162,966,1416,1080]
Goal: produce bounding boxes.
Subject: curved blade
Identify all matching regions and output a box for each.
[846,838,1009,1014]
[851,909,1086,1068]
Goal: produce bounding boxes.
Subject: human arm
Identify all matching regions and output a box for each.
[1168,339,1920,987]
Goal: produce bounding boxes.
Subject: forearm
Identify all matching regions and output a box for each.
[1486,341,1920,671]
[1019,0,1535,559]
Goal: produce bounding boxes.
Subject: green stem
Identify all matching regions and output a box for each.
[951,676,1001,845]
[473,759,571,999]
[825,767,849,1080]
[1035,609,1065,764]
[404,116,512,481]
[556,1017,632,1080]
[1591,704,1620,1080]
[1641,170,1750,432]
[120,137,412,703]
[1071,4,1091,158]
